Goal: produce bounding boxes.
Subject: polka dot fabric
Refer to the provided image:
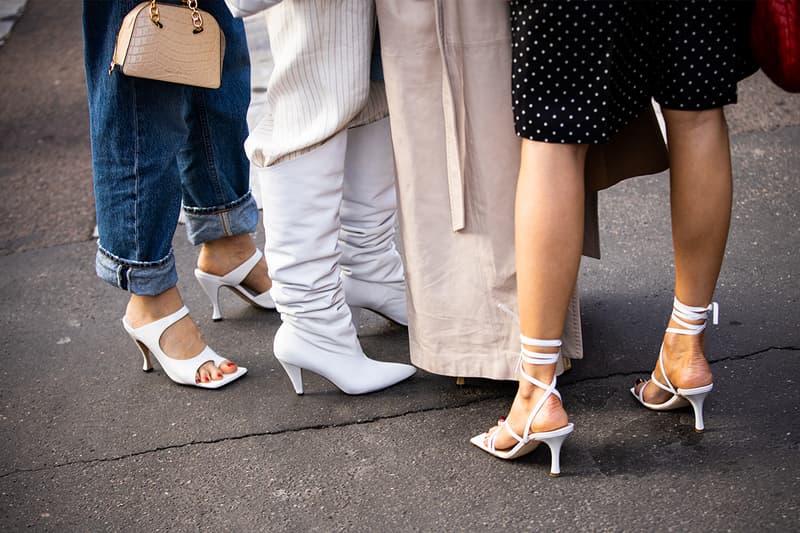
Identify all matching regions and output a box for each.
[510,0,757,144]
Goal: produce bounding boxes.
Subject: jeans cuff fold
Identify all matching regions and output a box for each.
[183,191,258,245]
[96,245,178,296]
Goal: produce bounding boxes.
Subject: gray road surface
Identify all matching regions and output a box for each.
[1,1,798,531]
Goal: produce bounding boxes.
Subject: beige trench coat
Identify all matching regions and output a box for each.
[376,0,669,380]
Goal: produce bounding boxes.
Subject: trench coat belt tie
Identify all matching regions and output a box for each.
[434,0,466,232]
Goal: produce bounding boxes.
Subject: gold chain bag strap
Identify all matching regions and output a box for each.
[109,0,226,89]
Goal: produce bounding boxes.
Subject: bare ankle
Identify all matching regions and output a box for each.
[531,394,568,433]
[198,234,256,275]
[126,288,183,327]
[660,333,713,389]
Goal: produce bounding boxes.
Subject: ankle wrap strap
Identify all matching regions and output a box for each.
[519,334,562,365]
[518,333,561,396]
[500,334,562,444]
[666,297,719,336]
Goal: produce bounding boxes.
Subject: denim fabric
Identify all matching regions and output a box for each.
[83,0,256,295]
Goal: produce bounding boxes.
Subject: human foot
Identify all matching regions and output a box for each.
[631,298,716,431]
[471,336,574,474]
[633,298,715,405]
[633,329,714,405]
[483,386,569,451]
[197,233,271,295]
[125,289,237,383]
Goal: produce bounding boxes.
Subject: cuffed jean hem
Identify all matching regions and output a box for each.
[96,245,179,296]
[183,191,258,246]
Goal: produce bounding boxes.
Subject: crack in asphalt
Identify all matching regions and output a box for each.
[0,396,493,480]
[558,344,800,385]
[1,344,797,480]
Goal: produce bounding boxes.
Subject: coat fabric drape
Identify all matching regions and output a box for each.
[376,0,669,380]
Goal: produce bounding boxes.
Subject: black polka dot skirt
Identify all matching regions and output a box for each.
[510,0,757,144]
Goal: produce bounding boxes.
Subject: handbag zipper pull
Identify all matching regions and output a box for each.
[108,61,115,76]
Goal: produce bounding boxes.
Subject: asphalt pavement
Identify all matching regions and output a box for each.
[1,1,798,531]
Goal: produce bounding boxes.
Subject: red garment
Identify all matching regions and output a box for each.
[751,0,800,92]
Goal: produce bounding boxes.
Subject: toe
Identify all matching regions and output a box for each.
[203,361,224,381]
[483,424,501,446]
[220,360,238,374]
[196,364,212,384]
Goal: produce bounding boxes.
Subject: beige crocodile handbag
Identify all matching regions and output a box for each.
[108,0,225,89]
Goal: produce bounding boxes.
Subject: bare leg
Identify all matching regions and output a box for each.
[636,108,730,402]
[484,139,587,450]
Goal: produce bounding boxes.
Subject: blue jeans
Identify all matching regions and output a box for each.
[83,0,257,295]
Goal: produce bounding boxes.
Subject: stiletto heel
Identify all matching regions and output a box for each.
[278,360,304,395]
[631,298,717,430]
[130,339,153,371]
[194,249,275,321]
[122,306,247,389]
[679,385,713,432]
[195,274,223,321]
[536,427,572,477]
[471,335,574,474]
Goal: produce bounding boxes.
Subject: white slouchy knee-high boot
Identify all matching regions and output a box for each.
[339,118,408,327]
[259,130,416,395]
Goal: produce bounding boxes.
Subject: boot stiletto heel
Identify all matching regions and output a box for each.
[277,359,304,395]
[194,249,275,321]
[631,297,717,432]
[471,335,574,476]
[122,306,247,389]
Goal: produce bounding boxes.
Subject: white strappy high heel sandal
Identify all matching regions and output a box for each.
[471,335,574,476]
[631,297,717,432]
[122,306,247,389]
[194,249,275,321]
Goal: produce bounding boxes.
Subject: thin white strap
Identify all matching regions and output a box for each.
[129,306,190,338]
[221,249,263,285]
[520,347,561,366]
[652,345,677,394]
[665,297,719,336]
[520,334,562,348]
[519,334,562,365]
[516,334,562,440]
[488,420,524,452]
[523,379,558,440]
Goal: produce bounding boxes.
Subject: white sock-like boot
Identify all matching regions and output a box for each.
[259,130,416,395]
[339,118,408,328]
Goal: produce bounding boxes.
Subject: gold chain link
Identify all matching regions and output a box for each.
[186,0,204,33]
[148,1,203,32]
[148,0,163,28]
